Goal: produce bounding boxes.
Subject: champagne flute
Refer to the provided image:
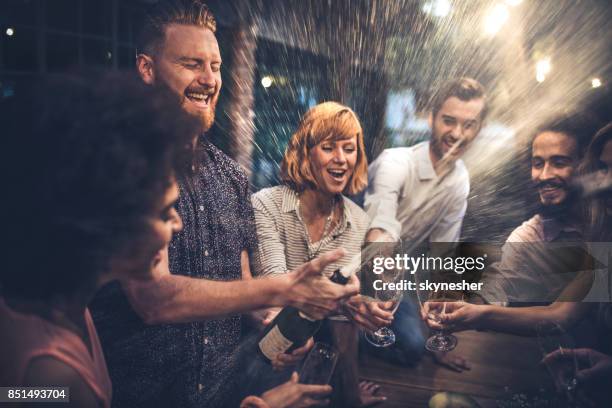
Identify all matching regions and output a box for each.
[536,322,578,404]
[415,271,461,352]
[364,266,404,348]
[298,342,339,385]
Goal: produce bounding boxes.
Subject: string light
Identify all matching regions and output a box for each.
[261,76,273,88]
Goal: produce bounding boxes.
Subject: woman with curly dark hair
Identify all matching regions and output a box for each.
[0,72,195,408]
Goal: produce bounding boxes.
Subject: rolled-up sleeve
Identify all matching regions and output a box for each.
[251,193,289,277]
[364,150,406,241]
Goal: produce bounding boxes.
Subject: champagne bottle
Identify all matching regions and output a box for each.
[257,268,350,362]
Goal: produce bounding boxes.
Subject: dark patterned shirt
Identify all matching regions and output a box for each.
[91,138,257,408]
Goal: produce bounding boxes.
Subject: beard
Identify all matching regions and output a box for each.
[155,78,218,134]
[430,136,444,161]
[192,99,216,133]
[537,188,579,220]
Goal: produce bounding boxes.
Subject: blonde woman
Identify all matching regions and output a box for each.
[252,102,392,406]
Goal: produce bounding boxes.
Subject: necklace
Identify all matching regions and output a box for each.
[297,195,338,259]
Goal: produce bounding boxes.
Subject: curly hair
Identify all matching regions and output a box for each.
[137,0,217,56]
[1,71,198,300]
[280,102,368,195]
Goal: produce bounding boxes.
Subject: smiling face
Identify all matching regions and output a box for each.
[309,136,358,195]
[430,96,485,162]
[142,24,222,132]
[531,131,579,207]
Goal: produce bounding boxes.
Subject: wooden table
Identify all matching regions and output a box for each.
[359,330,553,407]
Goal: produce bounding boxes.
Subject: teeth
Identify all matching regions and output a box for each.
[186,92,210,101]
[328,170,345,177]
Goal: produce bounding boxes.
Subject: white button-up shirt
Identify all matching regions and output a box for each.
[364,141,470,246]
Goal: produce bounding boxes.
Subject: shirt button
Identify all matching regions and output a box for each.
[203,337,210,345]
[198,383,204,392]
[199,205,204,211]
[204,249,209,256]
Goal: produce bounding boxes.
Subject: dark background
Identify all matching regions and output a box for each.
[2,0,611,241]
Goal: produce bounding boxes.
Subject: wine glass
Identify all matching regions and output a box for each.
[298,342,339,385]
[415,272,462,352]
[364,265,404,348]
[536,322,578,404]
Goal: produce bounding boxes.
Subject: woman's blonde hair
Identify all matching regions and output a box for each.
[280,102,368,195]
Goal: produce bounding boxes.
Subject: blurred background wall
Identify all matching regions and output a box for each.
[2,0,611,241]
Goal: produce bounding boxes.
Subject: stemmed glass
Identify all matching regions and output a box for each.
[536,322,578,404]
[364,265,404,348]
[415,271,461,352]
[299,342,339,385]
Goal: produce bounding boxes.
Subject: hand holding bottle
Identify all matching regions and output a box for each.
[283,248,359,320]
[271,338,314,371]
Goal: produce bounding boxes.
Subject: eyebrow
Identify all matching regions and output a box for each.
[178,57,202,64]
[177,57,222,64]
[550,155,574,161]
[532,155,574,161]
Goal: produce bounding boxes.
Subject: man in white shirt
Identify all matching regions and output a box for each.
[363,78,487,366]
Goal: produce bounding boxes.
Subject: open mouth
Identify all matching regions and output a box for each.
[327,168,347,182]
[185,91,212,108]
[443,137,464,153]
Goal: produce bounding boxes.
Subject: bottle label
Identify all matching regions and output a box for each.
[258,325,293,361]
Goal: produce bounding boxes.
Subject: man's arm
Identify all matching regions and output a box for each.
[435,272,595,335]
[474,300,591,336]
[241,249,253,280]
[121,248,359,325]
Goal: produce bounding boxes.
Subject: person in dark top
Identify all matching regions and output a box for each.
[1,71,196,408]
[90,1,359,407]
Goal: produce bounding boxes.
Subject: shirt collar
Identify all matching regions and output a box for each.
[280,185,352,228]
[281,186,299,213]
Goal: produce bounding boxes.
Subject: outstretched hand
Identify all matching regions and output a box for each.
[261,372,332,408]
